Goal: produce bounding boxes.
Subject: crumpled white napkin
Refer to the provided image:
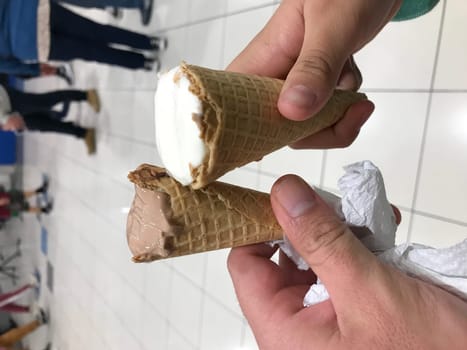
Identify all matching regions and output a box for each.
[274,161,467,306]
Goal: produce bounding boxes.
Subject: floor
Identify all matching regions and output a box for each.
[5,0,467,349]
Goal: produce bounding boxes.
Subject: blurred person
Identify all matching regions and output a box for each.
[0,179,52,218]
[0,64,74,86]
[0,281,40,314]
[0,83,98,154]
[0,112,96,155]
[17,63,74,86]
[0,1,167,73]
[56,0,155,26]
[0,309,48,350]
[0,84,101,117]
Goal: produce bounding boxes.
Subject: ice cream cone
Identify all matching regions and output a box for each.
[127,164,282,262]
[180,63,367,189]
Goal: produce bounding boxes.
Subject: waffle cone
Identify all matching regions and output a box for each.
[181,63,367,189]
[128,164,282,262]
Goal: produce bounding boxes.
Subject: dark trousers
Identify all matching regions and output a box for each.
[48,3,151,69]
[6,88,86,116]
[23,111,86,138]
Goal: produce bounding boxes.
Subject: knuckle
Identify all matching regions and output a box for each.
[291,215,348,266]
[296,50,335,81]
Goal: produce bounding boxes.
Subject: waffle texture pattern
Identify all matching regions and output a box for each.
[128,164,283,262]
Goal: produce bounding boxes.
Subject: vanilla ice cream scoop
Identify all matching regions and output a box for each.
[155,65,206,185]
[155,63,367,189]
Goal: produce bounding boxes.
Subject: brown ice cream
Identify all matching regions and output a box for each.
[126,185,179,259]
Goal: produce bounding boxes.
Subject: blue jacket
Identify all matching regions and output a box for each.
[0,0,40,75]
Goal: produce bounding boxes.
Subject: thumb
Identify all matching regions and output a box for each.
[277,0,368,121]
[278,19,350,121]
[271,175,380,309]
[278,49,344,121]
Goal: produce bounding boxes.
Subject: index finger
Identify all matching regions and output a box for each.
[227,244,306,322]
[290,100,374,149]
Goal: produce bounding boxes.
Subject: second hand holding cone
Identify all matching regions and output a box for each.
[155,63,367,189]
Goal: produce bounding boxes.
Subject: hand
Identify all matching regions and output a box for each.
[40,63,57,76]
[3,113,26,131]
[0,197,10,206]
[228,175,467,349]
[227,0,402,148]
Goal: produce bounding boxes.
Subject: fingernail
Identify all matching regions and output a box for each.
[281,85,316,112]
[275,176,315,218]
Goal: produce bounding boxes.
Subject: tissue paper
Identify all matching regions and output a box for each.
[275,161,467,307]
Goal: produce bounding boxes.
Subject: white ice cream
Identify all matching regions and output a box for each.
[155,66,206,185]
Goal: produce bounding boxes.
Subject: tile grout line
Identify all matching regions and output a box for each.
[105,131,156,148]
[169,266,245,321]
[307,180,467,228]
[411,209,467,228]
[162,266,174,350]
[54,233,146,350]
[319,150,328,188]
[361,88,467,93]
[195,255,209,350]
[33,136,135,193]
[239,318,248,349]
[50,244,113,350]
[155,2,277,33]
[406,0,447,243]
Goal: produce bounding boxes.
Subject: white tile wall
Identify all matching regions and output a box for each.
[324,92,429,209]
[410,214,467,248]
[168,272,204,346]
[140,303,169,350]
[433,0,467,89]
[227,0,278,14]
[356,2,442,90]
[8,0,466,349]
[150,0,191,30]
[189,0,227,22]
[222,6,275,67]
[203,249,243,316]
[198,297,243,350]
[184,19,226,69]
[414,93,467,223]
[159,27,188,73]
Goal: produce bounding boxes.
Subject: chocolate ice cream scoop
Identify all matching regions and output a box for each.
[126,184,179,260]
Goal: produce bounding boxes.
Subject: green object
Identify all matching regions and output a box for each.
[392,0,440,21]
